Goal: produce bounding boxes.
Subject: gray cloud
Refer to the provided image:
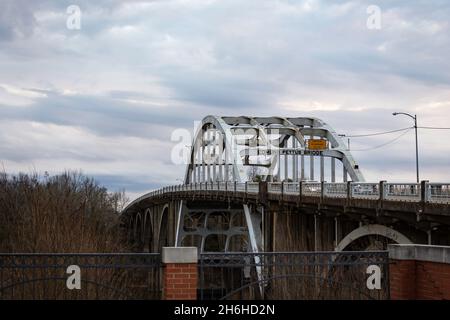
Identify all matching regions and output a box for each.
[0,0,449,196]
[0,0,38,41]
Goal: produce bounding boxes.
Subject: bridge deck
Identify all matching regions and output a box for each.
[123,182,450,226]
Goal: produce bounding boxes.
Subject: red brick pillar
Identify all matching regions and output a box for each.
[162,247,198,300]
[389,244,450,300]
[389,259,416,299]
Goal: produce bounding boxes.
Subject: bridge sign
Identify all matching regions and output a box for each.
[255,148,323,156]
[280,149,322,156]
[307,139,328,150]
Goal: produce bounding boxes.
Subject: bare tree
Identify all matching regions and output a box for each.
[0,170,129,253]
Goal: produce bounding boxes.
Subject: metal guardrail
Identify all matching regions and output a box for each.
[138,181,450,204]
[199,251,389,300]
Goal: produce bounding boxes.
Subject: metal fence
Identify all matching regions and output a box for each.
[0,253,162,300]
[199,251,390,300]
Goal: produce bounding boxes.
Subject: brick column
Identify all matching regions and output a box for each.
[389,259,416,299]
[389,244,450,300]
[162,247,198,300]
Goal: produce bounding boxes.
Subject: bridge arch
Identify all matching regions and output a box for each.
[335,224,413,252]
[143,208,153,252]
[127,216,135,242]
[134,212,143,246]
[157,205,169,252]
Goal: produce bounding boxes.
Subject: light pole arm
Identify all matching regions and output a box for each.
[392,112,416,123]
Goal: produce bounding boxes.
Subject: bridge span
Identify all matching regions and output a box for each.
[121,115,450,255]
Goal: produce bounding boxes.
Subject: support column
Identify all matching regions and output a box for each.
[162,247,198,300]
[213,144,217,182]
[320,154,324,182]
[277,150,281,181]
[218,144,223,182]
[284,139,288,181]
[389,244,450,300]
[206,130,211,182]
[193,146,197,183]
[213,130,218,181]
[201,130,206,183]
[314,214,318,251]
[331,158,336,183]
[224,146,229,182]
[301,153,305,181]
[334,217,340,248]
[292,139,298,182]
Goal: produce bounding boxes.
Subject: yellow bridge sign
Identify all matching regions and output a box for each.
[307,139,328,150]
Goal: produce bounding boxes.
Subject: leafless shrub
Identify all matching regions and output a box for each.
[0,170,129,253]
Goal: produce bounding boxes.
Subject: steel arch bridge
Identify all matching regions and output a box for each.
[184,115,364,184]
[121,115,450,255]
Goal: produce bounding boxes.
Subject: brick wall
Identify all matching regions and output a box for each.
[162,247,198,300]
[389,244,450,300]
[163,262,198,300]
[390,259,416,299]
[416,260,450,299]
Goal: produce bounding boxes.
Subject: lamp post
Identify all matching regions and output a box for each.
[338,134,350,151]
[392,112,419,183]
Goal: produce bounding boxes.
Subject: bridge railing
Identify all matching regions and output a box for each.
[285,182,300,194]
[151,181,450,204]
[268,182,282,193]
[427,183,450,203]
[350,183,380,200]
[236,182,246,192]
[247,182,259,193]
[384,183,421,202]
[324,183,347,198]
[302,182,322,197]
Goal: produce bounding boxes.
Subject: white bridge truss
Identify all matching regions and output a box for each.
[184,115,365,184]
[177,116,366,255]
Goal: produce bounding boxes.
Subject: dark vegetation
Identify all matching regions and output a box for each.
[0,171,128,253]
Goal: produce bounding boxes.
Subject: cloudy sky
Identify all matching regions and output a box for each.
[0,0,449,198]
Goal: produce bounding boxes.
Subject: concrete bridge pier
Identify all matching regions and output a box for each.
[126,200,179,253]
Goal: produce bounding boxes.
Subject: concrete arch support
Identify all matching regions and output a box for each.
[335,224,413,252]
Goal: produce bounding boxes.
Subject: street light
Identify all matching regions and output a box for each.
[392,112,419,183]
[338,134,350,151]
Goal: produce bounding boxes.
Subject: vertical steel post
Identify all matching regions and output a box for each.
[292,139,297,181]
[320,154,324,182]
[331,158,335,182]
[300,153,305,180]
[284,140,288,181]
